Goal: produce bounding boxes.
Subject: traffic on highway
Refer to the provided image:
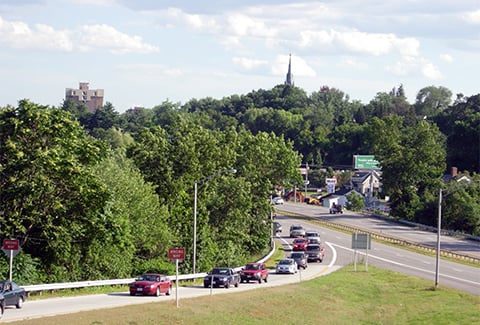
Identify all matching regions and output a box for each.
[1,202,479,322]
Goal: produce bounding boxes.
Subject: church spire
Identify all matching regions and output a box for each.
[285,53,293,86]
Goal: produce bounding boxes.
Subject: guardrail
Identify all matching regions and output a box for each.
[22,239,277,294]
[297,213,480,265]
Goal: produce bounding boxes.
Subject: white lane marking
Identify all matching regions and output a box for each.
[330,243,480,286]
[326,242,336,268]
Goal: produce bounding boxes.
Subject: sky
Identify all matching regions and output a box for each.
[0,0,479,113]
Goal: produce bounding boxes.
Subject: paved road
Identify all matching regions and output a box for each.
[276,202,480,259]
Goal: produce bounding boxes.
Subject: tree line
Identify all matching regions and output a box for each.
[1,83,479,284]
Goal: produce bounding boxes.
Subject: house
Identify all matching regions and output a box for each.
[442,167,471,183]
[321,188,363,208]
[349,170,382,196]
[284,189,305,203]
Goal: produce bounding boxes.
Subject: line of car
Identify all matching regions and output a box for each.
[0,221,321,320]
[274,224,326,274]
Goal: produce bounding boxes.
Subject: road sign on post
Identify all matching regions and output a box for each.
[2,239,21,282]
[351,233,371,272]
[3,239,19,251]
[168,247,185,261]
[168,247,185,308]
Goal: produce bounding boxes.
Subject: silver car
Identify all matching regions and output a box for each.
[305,231,321,243]
[289,225,306,238]
[275,258,298,274]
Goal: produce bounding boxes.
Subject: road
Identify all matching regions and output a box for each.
[277,202,480,259]
[276,202,480,295]
[2,202,479,322]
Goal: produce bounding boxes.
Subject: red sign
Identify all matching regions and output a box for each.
[3,239,19,251]
[168,247,185,260]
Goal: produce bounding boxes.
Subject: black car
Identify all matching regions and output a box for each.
[0,293,4,320]
[204,267,240,289]
[0,281,26,309]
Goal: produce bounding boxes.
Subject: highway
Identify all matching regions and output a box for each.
[276,202,480,295]
[2,202,479,322]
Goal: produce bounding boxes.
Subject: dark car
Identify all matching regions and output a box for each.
[0,281,26,309]
[204,267,240,289]
[305,244,325,262]
[290,252,308,269]
[0,293,4,320]
[240,262,269,283]
[129,274,172,296]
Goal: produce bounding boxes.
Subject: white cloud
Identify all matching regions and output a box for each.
[78,24,159,54]
[297,28,419,57]
[340,56,367,69]
[0,17,74,50]
[0,16,159,54]
[272,55,316,77]
[232,57,268,70]
[439,53,453,63]
[463,9,480,24]
[166,8,219,32]
[422,62,443,80]
[226,14,277,38]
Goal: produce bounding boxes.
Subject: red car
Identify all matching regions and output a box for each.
[240,262,269,283]
[129,273,172,296]
[292,237,309,251]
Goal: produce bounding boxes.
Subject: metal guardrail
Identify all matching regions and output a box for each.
[312,216,480,265]
[22,239,277,294]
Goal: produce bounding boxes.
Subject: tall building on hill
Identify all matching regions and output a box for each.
[65,82,104,112]
[285,54,294,86]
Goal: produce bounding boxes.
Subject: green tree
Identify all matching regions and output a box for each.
[0,100,109,281]
[366,117,446,220]
[91,149,173,277]
[414,86,452,118]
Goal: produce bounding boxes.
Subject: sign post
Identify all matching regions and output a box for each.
[2,239,20,281]
[168,247,185,308]
[351,233,371,271]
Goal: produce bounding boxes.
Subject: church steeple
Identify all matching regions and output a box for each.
[285,54,294,86]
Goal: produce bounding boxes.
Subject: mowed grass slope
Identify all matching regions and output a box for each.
[11,265,479,325]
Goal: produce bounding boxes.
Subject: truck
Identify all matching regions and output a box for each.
[240,262,269,283]
[203,267,240,288]
[329,203,343,214]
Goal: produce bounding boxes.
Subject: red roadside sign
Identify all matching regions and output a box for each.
[168,247,185,260]
[3,239,19,251]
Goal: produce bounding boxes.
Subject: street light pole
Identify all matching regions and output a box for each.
[435,188,442,289]
[193,168,236,275]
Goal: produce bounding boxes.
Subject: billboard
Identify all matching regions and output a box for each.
[325,178,337,194]
[354,155,379,170]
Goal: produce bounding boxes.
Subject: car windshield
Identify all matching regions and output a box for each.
[307,245,320,251]
[291,226,302,230]
[212,268,230,274]
[290,253,304,258]
[279,259,293,265]
[306,232,319,237]
[140,274,160,281]
[245,264,260,270]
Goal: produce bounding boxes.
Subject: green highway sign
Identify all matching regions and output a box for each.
[354,155,379,170]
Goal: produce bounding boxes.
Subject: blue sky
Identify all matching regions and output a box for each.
[1,0,479,112]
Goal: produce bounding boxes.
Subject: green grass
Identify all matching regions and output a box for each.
[12,265,479,325]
